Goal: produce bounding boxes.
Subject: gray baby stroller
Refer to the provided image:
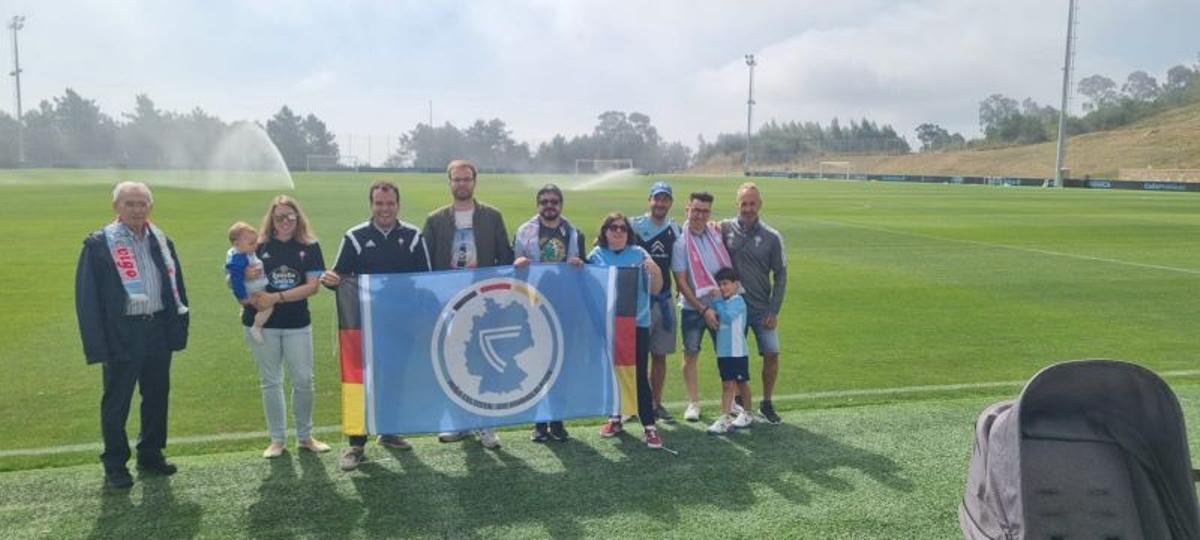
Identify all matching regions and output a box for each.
[960,359,1199,539]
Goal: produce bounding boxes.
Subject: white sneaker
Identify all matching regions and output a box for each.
[476,429,501,449]
[732,411,753,428]
[684,402,701,422]
[706,416,731,434]
[338,447,366,471]
[730,400,745,416]
[438,431,469,443]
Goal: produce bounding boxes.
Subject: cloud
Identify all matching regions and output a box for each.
[296,69,338,94]
[688,1,1067,141]
[5,0,1198,153]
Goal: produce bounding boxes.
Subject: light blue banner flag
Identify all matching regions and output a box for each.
[355,264,618,434]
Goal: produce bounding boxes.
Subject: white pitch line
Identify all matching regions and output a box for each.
[0,425,345,459]
[4,370,1197,459]
[809,218,1200,275]
[764,368,1200,402]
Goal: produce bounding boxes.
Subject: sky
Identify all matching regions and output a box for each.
[3,0,1197,160]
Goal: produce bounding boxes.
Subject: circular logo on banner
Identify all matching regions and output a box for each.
[431,278,563,417]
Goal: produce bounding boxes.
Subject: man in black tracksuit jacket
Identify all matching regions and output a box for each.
[321,180,430,470]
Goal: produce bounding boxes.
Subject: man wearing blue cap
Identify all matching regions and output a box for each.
[630,181,681,424]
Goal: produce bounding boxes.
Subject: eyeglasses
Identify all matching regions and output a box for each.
[606,224,628,232]
[273,213,297,223]
[538,199,561,207]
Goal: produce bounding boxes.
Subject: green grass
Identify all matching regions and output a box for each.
[1,389,1197,539]
[0,170,1198,537]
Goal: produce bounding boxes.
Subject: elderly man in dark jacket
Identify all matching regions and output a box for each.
[75,181,190,489]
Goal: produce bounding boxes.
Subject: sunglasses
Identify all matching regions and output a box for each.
[272,213,297,223]
[538,199,561,207]
[606,224,628,232]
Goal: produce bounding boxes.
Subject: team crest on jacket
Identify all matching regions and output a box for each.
[430,278,563,416]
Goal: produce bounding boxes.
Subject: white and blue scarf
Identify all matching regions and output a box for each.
[103,219,189,315]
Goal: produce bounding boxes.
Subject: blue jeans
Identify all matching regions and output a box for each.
[746,311,781,355]
[681,308,717,354]
[246,326,315,442]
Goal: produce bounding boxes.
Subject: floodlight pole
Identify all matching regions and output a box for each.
[744,54,756,175]
[8,15,25,165]
[1053,0,1077,188]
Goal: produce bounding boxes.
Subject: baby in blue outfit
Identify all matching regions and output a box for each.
[226,222,272,342]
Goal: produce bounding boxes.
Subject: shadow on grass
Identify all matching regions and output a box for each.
[89,474,203,539]
[333,422,915,538]
[244,451,362,539]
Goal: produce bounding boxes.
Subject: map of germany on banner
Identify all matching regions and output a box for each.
[336,264,640,435]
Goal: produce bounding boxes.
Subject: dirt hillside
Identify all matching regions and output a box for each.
[694,102,1200,179]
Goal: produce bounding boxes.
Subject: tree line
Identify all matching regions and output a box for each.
[922,58,1200,152]
[0,90,337,169]
[0,89,691,173]
[13,60,1196,171]
[695,117,911,165]
[387,111,691,173]
[696,55,1200,163]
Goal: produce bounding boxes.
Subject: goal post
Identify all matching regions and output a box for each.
[306,154,359,172]
[817,161,851,180]
[574,158,634,176]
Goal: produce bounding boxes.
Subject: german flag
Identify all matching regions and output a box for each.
[612,267,639,417]
[336,277,366,436]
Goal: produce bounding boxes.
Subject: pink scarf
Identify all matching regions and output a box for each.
[684,223,731,299]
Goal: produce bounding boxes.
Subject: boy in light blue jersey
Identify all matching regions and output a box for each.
[707,267,754,434]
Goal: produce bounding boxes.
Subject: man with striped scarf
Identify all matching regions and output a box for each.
[76,182,190,489]
[671,191,733,422]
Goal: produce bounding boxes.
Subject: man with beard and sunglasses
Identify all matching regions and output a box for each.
[512,183,585,443]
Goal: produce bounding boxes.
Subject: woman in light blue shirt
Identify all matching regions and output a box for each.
[587,212,665,450]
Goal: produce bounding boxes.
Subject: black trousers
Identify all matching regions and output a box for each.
[100,315,172,469]
[635,326,655,427]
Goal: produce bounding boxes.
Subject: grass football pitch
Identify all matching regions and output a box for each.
[0,169,1197,538]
